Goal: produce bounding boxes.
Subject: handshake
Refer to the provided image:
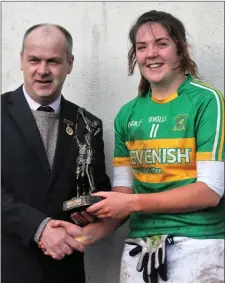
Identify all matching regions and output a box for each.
[38,212,95,260]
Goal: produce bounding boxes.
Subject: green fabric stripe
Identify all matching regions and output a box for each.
[190,81,222,160]
[214,90,224,160]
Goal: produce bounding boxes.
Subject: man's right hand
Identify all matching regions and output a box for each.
[39,219,85,260]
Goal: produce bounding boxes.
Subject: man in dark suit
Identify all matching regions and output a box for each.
[1,23,111,283]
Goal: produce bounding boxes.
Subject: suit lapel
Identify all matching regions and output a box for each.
[49,97,79,187]
[7,86,50,175]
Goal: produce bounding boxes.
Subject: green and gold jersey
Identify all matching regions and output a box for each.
[113,75,224,239]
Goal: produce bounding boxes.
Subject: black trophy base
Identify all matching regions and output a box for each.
[63,194,104,213]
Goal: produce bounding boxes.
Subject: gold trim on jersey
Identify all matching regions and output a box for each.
[196,152,213,160]
[132,168,197,183]
[113,157,131,166]
[151,92,178,104]
[126,138,195,152]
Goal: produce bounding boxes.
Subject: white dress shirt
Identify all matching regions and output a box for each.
[23,85,61,114]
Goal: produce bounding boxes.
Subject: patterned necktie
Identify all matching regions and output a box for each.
[37,105,54,112]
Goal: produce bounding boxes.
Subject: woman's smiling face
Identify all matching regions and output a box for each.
[135,23,182,87]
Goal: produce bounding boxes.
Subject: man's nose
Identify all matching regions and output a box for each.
[37,61,50,75]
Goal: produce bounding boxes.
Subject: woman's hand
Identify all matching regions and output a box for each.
[86,191,136,219]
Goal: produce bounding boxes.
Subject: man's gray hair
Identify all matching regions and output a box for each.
[21,23,73,56]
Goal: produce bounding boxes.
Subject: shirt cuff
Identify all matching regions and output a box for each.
[33,217,51,243]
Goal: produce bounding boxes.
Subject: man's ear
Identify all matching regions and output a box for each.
[68,54,74,74]
[20,52,24,71]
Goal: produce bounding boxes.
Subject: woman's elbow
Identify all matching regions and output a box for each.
[207,190,222,207]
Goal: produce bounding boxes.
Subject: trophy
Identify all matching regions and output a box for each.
[63,107,104,214]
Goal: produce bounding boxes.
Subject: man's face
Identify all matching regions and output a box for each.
[135,23,182,87]
[20,26,74,104]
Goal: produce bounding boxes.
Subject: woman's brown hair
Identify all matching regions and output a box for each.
[128,10,199,96]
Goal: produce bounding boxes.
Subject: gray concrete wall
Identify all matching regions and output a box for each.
[2,2,224,283]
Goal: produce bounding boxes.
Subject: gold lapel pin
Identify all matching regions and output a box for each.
[66,125,73,136]
[63,119,74,136]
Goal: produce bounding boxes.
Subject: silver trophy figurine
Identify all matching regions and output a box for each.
[63,108,104,213]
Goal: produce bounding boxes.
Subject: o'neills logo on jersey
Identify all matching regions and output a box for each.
[129,148,192,165]
[148,116,167,123]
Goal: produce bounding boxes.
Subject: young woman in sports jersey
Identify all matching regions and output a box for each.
[87,10,224,283]
[40,10,224,283]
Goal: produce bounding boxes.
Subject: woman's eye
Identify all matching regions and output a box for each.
[157,42,167,48]
[137,46,146,51]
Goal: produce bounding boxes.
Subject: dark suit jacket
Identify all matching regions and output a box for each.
[1,85,111,283]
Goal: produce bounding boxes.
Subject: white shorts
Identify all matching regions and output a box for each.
[120,237,224,283]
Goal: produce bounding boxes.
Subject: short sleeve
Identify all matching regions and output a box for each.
[195,89,224,161]
[113,108,131,167]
